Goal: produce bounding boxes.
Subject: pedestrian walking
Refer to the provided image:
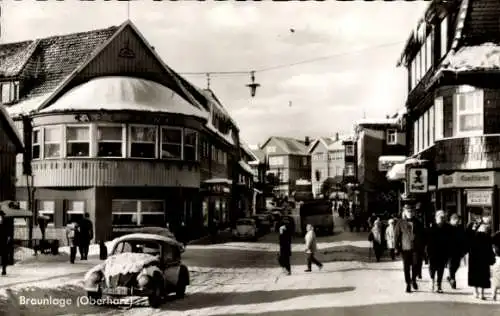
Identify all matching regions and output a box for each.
[426,210,450,293]
[304,224,323,272]
[385,218,396,260]
[394,204,426,293]
[78,213,93,260]
[278,223,292,275]
[65,219,79,264]
[492,244,500,301]
[466,215,495,300]
[0,211,10,275]
[368,218,384,262]
[447,213,466,289]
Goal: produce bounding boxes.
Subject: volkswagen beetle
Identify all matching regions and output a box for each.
[83,233,189,307]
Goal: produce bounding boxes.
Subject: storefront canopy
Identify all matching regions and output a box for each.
[0,201,32,218]
[386,158,429,181]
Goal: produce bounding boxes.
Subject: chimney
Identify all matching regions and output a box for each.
[335,133,339,141]
[304,136,310,146]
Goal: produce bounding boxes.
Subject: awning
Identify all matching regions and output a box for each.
[386,157,430,181]
[239,160,256,176]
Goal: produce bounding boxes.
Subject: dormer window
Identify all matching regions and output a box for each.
[386,129,397,145]
[345,144,354,156]
[0,81,19,104]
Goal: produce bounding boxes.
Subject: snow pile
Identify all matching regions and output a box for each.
[101,253,159,278]
[13,247,33,262]
[441,43,500,72]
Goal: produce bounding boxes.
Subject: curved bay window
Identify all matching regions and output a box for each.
[129,125,157,158]
[184,128,198,161]
[66,126,90,157]
[44,126,62,158]
[97,125,124,157]
[112,200,165,227]
[32,129,41,159]
[161,127,182,159]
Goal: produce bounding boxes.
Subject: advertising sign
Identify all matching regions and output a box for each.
[408,168,428,193]
[466,190,492,206]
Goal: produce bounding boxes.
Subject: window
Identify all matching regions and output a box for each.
[429,105,435,145]
[419,116,424,152]
[14,201,28,226]
[38,201,55,226]
[112,200,165,227]
[345,163,355,176]
[97,125,124,157]
[32,129,41,159]
[423,111,428,149]
[130,125,156,158]
[411,60,417,90]
[413,120,419,154]
[269,156,284,166]
[0,81,19,104]
[454,90,484,135]
[426,32,433,72]
[345,144,354,156]
[161,127,182,159]
[43,126,61,158]
[64,200,85,224]
[302,157,308,166]
[440,17,448,58]
[386,129,397,145]
[435,97,444,140]
[66,126,90,157]
[417,51,422,82]
[266,146,276,154]
[183,129,197,161]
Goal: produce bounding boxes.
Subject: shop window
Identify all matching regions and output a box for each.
[140,200,165,227]
[66,126,90,157]
[111,200,164,227]
[64,200,85,224]
[43,126,62,158]
[130,125,157,158]
[386,129,397,145]
[97,125,124,157]
[183,128,198,161]
[345,144,354,156]
[454,90,483,136]
[32,129,41,159]
[161,127,182,159]
[38,200,55,226]
[112,200,139,227]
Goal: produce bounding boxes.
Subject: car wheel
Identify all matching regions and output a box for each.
[175,282,186,299]
[148,285,163,308]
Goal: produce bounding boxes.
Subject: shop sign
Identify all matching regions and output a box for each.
[437,171,494,189]
[466,190,492,206]
[408,168,428,193]
[378,156,406,172]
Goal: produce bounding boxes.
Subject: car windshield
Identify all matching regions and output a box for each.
[113,240,162,257]
[237,219,254,225]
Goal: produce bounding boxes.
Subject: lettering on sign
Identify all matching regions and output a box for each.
[467,190,492,206]
[408,168,428,193]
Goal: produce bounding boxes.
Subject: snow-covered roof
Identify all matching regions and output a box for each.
[37,76,207,119]
[205,121,235,146]
[379,156,407,164]
[355,117,399,126]
[440,43,500,72]
[0,106,24,148]
[239,160,256,176]
[203,178,232,185]
[5,94,49,118]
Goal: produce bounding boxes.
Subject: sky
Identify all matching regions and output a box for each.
[1,0,429,146]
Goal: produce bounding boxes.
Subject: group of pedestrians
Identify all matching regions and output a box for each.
[277,222,323,275]
[65,213,94,264]
[393,204,498,300]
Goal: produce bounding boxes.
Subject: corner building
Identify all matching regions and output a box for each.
[1,20,247,243]
[398,0,500,231]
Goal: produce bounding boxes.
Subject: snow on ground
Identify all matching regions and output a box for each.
[187,240,370,252]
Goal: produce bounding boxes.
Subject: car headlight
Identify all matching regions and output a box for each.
[137,274,151,288]
[87,271,103,285]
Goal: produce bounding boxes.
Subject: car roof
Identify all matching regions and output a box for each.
[112,233,183,248]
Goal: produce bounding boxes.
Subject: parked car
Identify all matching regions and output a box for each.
[83,233,190,307]
[233,218,258,241]
[255,213,273,233]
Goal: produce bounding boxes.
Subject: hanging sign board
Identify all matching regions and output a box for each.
[408,168,428,193]
[466,190,492,206]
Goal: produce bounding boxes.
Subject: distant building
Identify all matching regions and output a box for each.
[260,136,311,198]
[246,145,268,213]
[308,133,346,197]
[395,0,500,230]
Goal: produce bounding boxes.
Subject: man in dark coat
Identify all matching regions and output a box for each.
[447,213,466,289]
[426,210,450,293]
[78,213,93,260]
[278,222,292,275]
[394,204,426,293]
[0,211,10,275]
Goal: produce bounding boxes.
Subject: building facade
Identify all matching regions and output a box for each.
[246,145,268,213]
[396,0,500,231]
[354,114,407,215]
[308,133,345,197]
[0,108,24,202]
[1,20,247,243]
[260,136,311,198]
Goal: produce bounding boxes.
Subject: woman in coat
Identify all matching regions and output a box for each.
[368,218,384,262]
[65,220,80,264]
[466,216,495,300]
[278,224,292,275]
[385,218,396,260]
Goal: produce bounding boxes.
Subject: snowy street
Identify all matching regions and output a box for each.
[0,228,497,316]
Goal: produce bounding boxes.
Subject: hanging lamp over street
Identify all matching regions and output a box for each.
[246,71,260,97]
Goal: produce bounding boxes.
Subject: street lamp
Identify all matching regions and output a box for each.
[246,71,260,97]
